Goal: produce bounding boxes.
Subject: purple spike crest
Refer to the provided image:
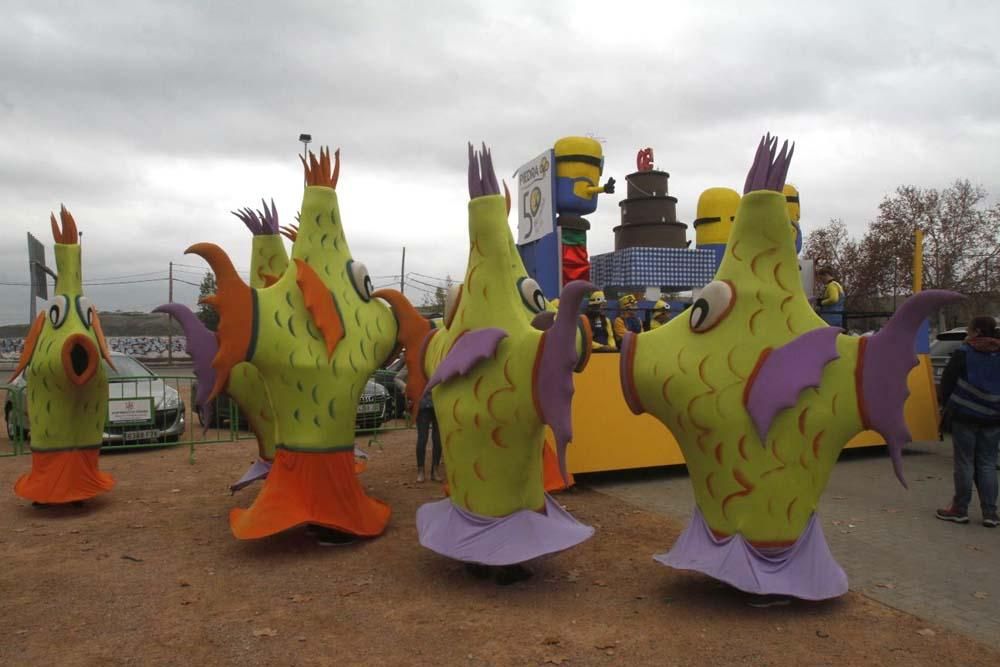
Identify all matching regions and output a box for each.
[743,133,795,194]
[467,142,502,201]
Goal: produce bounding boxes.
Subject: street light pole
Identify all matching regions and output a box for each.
[299,133,312,187]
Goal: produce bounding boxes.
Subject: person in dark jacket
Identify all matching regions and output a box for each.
[394,366,442,483]
[936,316,1000,527]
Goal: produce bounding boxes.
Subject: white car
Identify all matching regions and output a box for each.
[5,352,186,445]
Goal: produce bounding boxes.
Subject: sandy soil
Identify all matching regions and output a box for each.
[0,428,996,667]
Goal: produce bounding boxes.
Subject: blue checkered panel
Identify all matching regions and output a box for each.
[591,247,718,290]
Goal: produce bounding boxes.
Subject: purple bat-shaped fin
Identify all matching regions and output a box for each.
[862,289,965,487]
[153,303,218,430]
[424,328,509,394]
[536,280,595,483]
[744,327,841,444]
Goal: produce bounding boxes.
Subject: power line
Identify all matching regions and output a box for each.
[407,271,452,283]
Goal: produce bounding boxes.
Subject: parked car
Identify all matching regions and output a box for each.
[930,327,967,388]
[193,378,392,431]
[4,352,186,445]
[372,355,407,418]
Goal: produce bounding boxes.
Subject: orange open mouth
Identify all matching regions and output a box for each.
[62,334,99,386]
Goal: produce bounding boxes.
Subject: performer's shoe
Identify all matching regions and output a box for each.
[495,565,533,586]
[416,469,425,483]
[464,563,491,580]
[315,527,357,547]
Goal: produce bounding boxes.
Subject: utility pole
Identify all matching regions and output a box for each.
[399,246,406,295]
[167,261,173,364]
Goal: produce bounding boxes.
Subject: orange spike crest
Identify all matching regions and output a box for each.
[50,205,79,244]
[300,146,341,189]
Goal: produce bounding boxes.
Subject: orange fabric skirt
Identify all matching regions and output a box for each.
[14,448,115,504]
[543,440,574,493]
[230,448,390,540]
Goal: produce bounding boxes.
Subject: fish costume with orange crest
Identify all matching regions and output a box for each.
[375,144,593,568]
[12,207,116,504]
[186,147,396,539]
[619,135,962,598]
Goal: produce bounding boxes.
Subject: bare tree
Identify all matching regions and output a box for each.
[805,181,1000,327]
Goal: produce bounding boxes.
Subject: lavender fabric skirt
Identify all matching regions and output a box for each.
[654,507,848,600]
[416,494,594,566]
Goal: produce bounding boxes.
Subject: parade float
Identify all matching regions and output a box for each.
[515,137,946,474]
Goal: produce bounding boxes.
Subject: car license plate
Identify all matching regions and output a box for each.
[359,403,381,414]
[124,429,158,442]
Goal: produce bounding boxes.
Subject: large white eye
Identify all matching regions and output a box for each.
[517,277,547,313]
[689,280,735,333]
[347,260,373,301]
[444,284,462,328]
[45,295,70,329]
[75,296,95,329]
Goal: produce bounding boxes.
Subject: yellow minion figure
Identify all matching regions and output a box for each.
[784,183,802,253]
[554,136,615,216]
[693,187,741,266]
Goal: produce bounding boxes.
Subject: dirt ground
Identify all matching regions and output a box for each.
[1,428,997,667]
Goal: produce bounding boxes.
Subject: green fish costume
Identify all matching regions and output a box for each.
[619,135,962,598]
[187,147,397,539]
[13,207,116,504]
[375,144,594,566]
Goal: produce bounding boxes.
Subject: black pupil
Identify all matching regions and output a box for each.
[691,299,709,328]
[363,276,373,295]
[533,291,545,310]
[49,306,59,323]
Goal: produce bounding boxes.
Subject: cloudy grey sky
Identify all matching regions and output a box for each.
[1,0,998,326]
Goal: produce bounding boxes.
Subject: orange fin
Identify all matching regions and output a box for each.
[371,288,432,405]
[294,259,344,359]
[185,243,253,400]
[11,313,45,380]
[91,311,116,370]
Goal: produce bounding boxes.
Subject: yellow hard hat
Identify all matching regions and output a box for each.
[653,299,670,312]
[618,294,638,309]
[588,290,607,306]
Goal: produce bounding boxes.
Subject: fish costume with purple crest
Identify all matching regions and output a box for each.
[374,144,594,567]
[619,135,963,599]
[156,200,288,492]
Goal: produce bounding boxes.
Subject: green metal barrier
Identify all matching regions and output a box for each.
[0,374,414,462]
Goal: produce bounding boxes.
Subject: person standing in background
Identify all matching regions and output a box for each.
[613,294,643,348]
[815,267,845,328]
[936,316,1000,527]
[584,291,616,352]
[649,299,672,330]
[394,366,442,483]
